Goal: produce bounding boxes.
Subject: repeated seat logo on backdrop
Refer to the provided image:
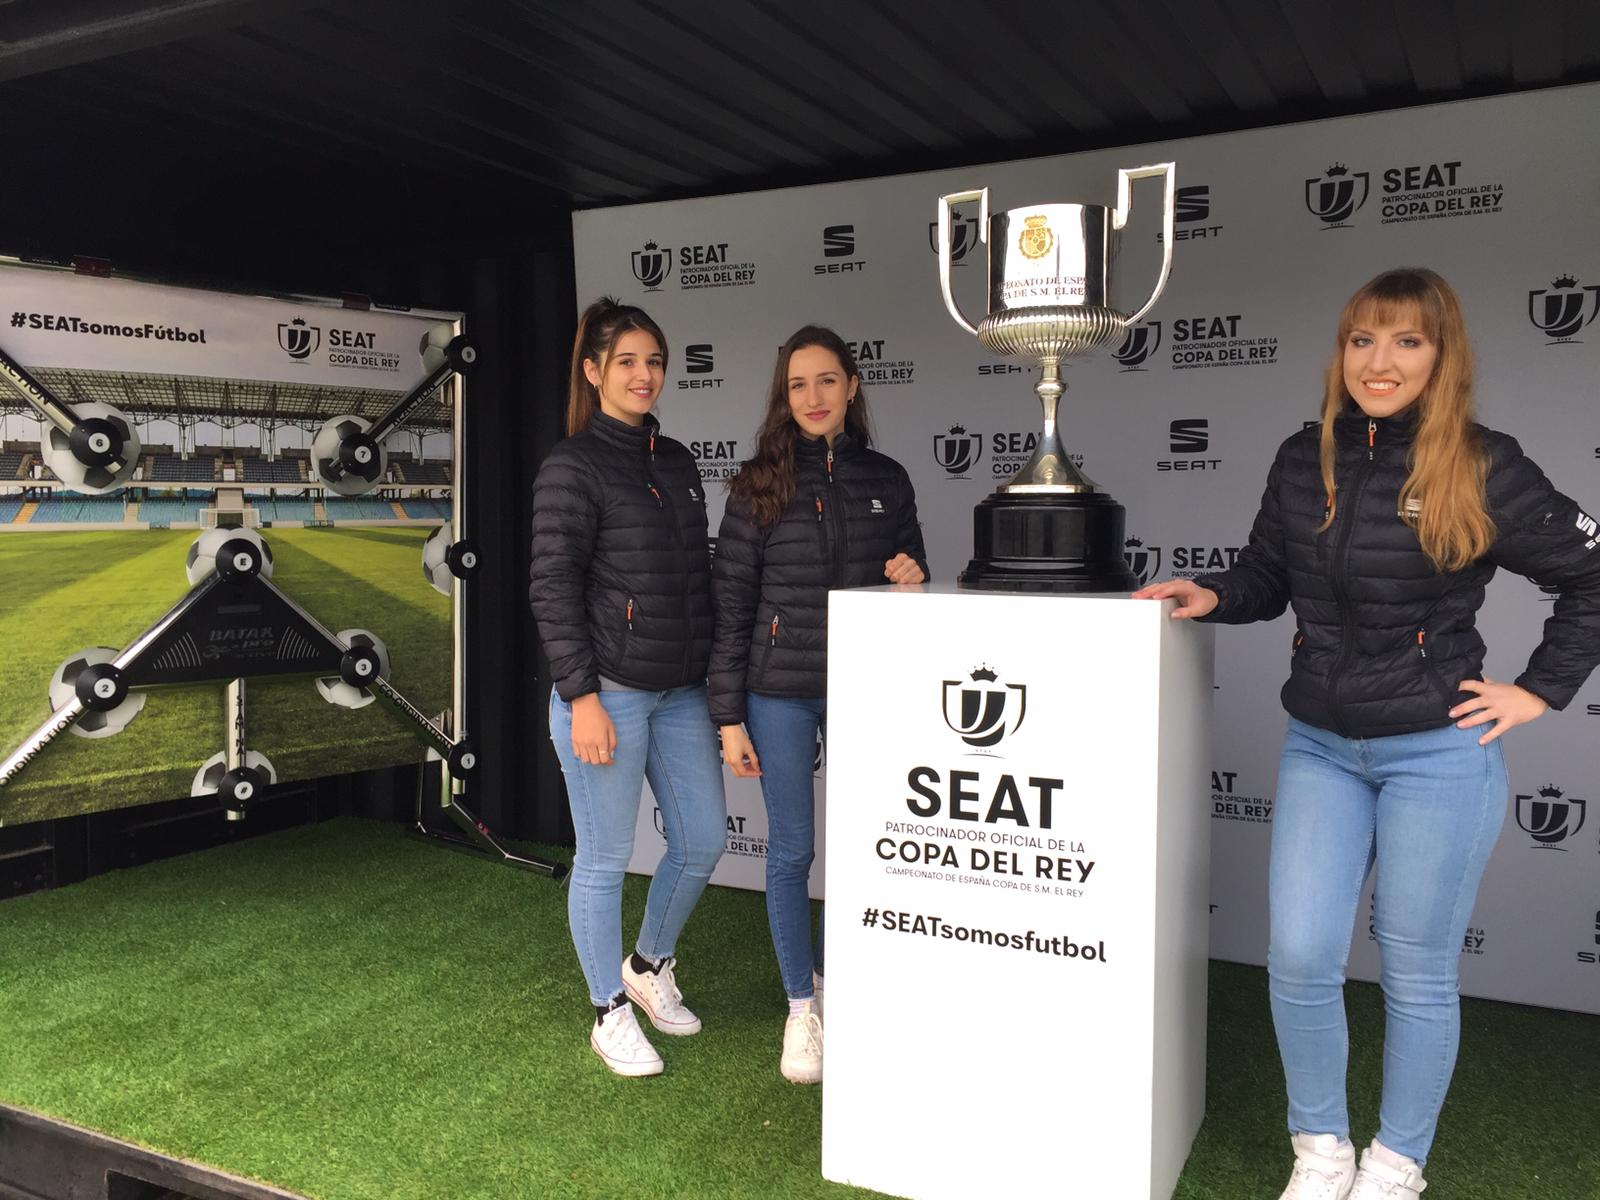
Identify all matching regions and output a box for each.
[1157,185,1223,243]
[1578,910,1599,965]
[1211,769,1272,825]
[1170,313,1279,370]
[815,225,867,275]
[1305,160,1505,229]
[1124,530,1240,580]
[1515,784,1587,850]
[1527,275,1600,345]
[629,239,757,290]
[928,217,979,263]
[678,343,721,390]
[1156,418,1221,472]
[846,338,914,386]
[933,425,983,478]
[688,434,741,481]
[1113,321,1161,371]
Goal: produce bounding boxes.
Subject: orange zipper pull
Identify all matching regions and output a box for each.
[626,598,635,630]
[769,614,780,645]
[815,496,824,523]
[1368,418,1376,460]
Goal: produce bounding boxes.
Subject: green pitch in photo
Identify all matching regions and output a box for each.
[0,526,451,826]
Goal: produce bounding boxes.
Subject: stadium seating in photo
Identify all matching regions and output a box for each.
[0,497,22,523]
[323,497,395,522]
[149,455,216,482]
[400,498,450,520]
[139,496,203,525]
[242,458,305,483]
[0,451,25,479]
[398,461,449,484]
[246,495,316,523]
[29,495,126,523]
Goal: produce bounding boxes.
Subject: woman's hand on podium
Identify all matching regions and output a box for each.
[720,724,762,777]
[1131,578,1219,620]
[884,553,925,584]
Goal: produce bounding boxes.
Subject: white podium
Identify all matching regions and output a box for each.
[822,585,1213,1200]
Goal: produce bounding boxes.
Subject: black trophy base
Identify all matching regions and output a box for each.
[958,490,1138,593]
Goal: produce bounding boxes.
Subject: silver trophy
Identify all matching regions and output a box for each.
[937,163,1176,590]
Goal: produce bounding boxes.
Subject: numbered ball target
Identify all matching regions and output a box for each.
[419,323,477,374]
[422,522,454,596]
[48,647,146,738]
[316,628,391,710]
[311,414,387,496]
[191,750,277,807]
[186,526,274,587]
[41,401,142,495]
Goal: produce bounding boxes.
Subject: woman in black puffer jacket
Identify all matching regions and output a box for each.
[530,298,725,1079]
[1136,269,1600,1200]
[710,325,927,1085]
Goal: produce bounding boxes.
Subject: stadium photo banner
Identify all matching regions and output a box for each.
[574,83,1600,1016]
[0,260,468,827]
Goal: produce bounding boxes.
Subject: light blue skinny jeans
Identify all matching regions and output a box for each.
[549,685,726,1006]
[1268,716,1507,1165]
[745,693,826,1001]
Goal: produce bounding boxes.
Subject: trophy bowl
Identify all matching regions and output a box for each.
[937,165,1175,590]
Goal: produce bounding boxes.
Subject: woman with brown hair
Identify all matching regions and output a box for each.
[1136,267,1600,1199]
[530,297,725,1077]
[709,325,927,1084]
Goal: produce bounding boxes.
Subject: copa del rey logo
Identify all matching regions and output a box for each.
[942,665,1027,748]
[277,317,320,360]
[1515,783,1587,850]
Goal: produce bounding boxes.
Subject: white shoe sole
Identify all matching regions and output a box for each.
[623,979,702,1036]
[781,1061,822,1085]
[590,1030,664,1077]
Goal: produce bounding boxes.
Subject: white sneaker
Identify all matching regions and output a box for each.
[1279,1132,1357,1200]
[781,1001,823,1084]
[589,1002,663,1077]
[622,955,702,1035]
[1350,1141,1427,1199]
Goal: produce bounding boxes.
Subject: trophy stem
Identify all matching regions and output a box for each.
[999,356,1100,494]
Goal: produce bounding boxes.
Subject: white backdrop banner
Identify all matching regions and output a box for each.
[577,84,1600,1014]
[0,266,444,387]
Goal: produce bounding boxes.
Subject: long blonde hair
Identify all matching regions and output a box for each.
[1317,268,1493,572]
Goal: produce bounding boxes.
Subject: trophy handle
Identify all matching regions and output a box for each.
[937,188,989,336]
[1112,163,1176,325]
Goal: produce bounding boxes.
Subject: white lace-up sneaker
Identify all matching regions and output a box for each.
[1279,1132,1357,1200]
[1349,1141,1427,1199]
[622,955,702,1035]
[589,1002,663,1077]
[780,1000,823,1084]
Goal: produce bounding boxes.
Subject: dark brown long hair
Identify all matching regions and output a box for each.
[1316,267,1492,571]
[565,297,669,436]
[727,325,872,528]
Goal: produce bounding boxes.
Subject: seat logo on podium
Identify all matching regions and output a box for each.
[941,666,1027,749]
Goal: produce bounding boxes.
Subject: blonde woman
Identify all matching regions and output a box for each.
[1136,268,1600,1199]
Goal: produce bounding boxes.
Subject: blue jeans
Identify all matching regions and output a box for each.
[549,685,726,1006]
[1268,717,1507,1164]
[745,693,825,1000]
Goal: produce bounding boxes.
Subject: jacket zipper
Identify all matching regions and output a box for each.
[643,440,692,682]
[1324,456,1375,737]
[825,447,847,588]
[755,611,780,681]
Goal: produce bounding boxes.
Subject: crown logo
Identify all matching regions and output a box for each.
[1325,163,1348,176]
[1538,784,1564,799]
[1024,215,1049,228]
[1125,535,1143,548]
[969,665,998,683]
[643,239,659,251]
[1553,274,1578,289]
[948,423,967,435]
[290,317,306,327]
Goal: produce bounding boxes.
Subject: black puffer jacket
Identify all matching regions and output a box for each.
[1198,406,1600,738]
[530,410,712,701]
[708,432,927,725]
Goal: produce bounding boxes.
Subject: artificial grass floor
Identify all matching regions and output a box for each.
[0,817,1595,1199]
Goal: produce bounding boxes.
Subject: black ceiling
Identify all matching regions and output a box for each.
[5,0,1599,272]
